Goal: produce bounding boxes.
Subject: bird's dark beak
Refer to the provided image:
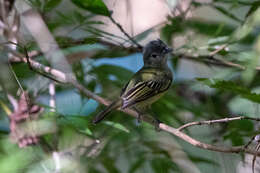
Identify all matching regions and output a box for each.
[165,47,173,54]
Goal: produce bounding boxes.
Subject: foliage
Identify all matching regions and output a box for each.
[1,0,260,173]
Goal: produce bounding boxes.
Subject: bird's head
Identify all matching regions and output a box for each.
[142,39,172,67]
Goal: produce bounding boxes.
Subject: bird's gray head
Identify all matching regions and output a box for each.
[142,39,172,67]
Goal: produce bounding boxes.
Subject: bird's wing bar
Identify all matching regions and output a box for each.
[122,80,170,108]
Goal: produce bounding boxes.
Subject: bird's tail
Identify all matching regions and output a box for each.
[92,100,122,124]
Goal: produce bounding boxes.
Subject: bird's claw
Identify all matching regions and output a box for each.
[153,118,161,132]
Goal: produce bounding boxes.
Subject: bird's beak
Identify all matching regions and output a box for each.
[165,47,173,54]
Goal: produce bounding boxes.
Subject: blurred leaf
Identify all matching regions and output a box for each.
[93,49,130,59]
[134,28,154,42]
[166,0,178,9]
[161,17,183,43]
[12,63,34,79]
[223,120,255,146]
[245,1,260,18]
[143,141,171,158]
[241,52,258,84]
[228,96,258,116]
[58,115,89,131]
[224,131,244,146]
[198,78,260,104]
[228,119,254,132]
[73,10,88,24]
[81,127,93,136]
[150,157,178,173]
[84,27,126,42]
[43,0,62,12]
[71,0,110,16]
[102,156,120,173]
[189,155,218,165]
[0,139,37,173]
[213,0,253,6]
[0,101,11,116]
[88,167,102,173]
[27,0,42,9]
[103,121,130,133]
[128,157,146,173]
[92,64,133,87]
[230,8,260,42]
[72,62,85,83]
[208,36,229,45]
[213,5,243,23]
[161,17,237,44]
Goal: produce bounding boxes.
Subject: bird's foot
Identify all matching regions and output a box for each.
[136,114,142,125]
[152,118,161,132]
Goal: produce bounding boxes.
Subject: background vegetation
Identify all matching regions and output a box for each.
[1,0,260,172]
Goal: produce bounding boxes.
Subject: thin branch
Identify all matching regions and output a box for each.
[108,15,143,50]
[11,52,260,157]
[174,53,250,70]
[253,142,260,173]
[178,116,260,131]
[244,136,257,150]
[53,151,61,173]
[49,82,55,112]
[209,44,228,56]
[6,39,260,72]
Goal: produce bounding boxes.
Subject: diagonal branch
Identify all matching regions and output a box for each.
[178,116,260,131]
[10,50,260,156]
[108,15,143,50]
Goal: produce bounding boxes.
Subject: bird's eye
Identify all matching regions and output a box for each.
[151,53,158,58]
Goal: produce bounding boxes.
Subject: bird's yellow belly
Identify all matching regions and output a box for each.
[134,92,166,110]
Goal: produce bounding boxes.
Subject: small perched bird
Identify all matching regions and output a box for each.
[92,39,173,127]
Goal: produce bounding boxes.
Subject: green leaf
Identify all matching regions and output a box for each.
[71,0,110,16]
[43,0,62,12]
[228,120,254,132]
[245,1,260,18]
[128,157,146,173]
[224,131,244,146]
[79,127,93,136]
[150,157,178,173]
[58,115,89,131]
[189,155,218,165]
[208,36,229,45]
[134,28,154,42]
[92,64,133,85]
[197,78,260,104]
[27,0,42,9]
[230,8,260,42]
[103,121,130,133]
[213,5,243,23]
[102,156,120,173]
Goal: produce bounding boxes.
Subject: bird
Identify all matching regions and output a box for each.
[92,39,173,128]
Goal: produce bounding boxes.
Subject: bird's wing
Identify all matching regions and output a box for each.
[120,68,172,108]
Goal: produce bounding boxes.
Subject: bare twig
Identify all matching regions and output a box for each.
[177,116,260,131]
[108,15,143,50]
[244,136,257,150]
[209,44,228,56]
[53,151,61,173]
[49,82,55,112]
[253,142,260,173]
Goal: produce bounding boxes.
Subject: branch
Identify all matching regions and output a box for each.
[108,15,143,50]
[12,52,260,156]
[174,53,249,70]
[178,116,260,131]
[6,38,259,72]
